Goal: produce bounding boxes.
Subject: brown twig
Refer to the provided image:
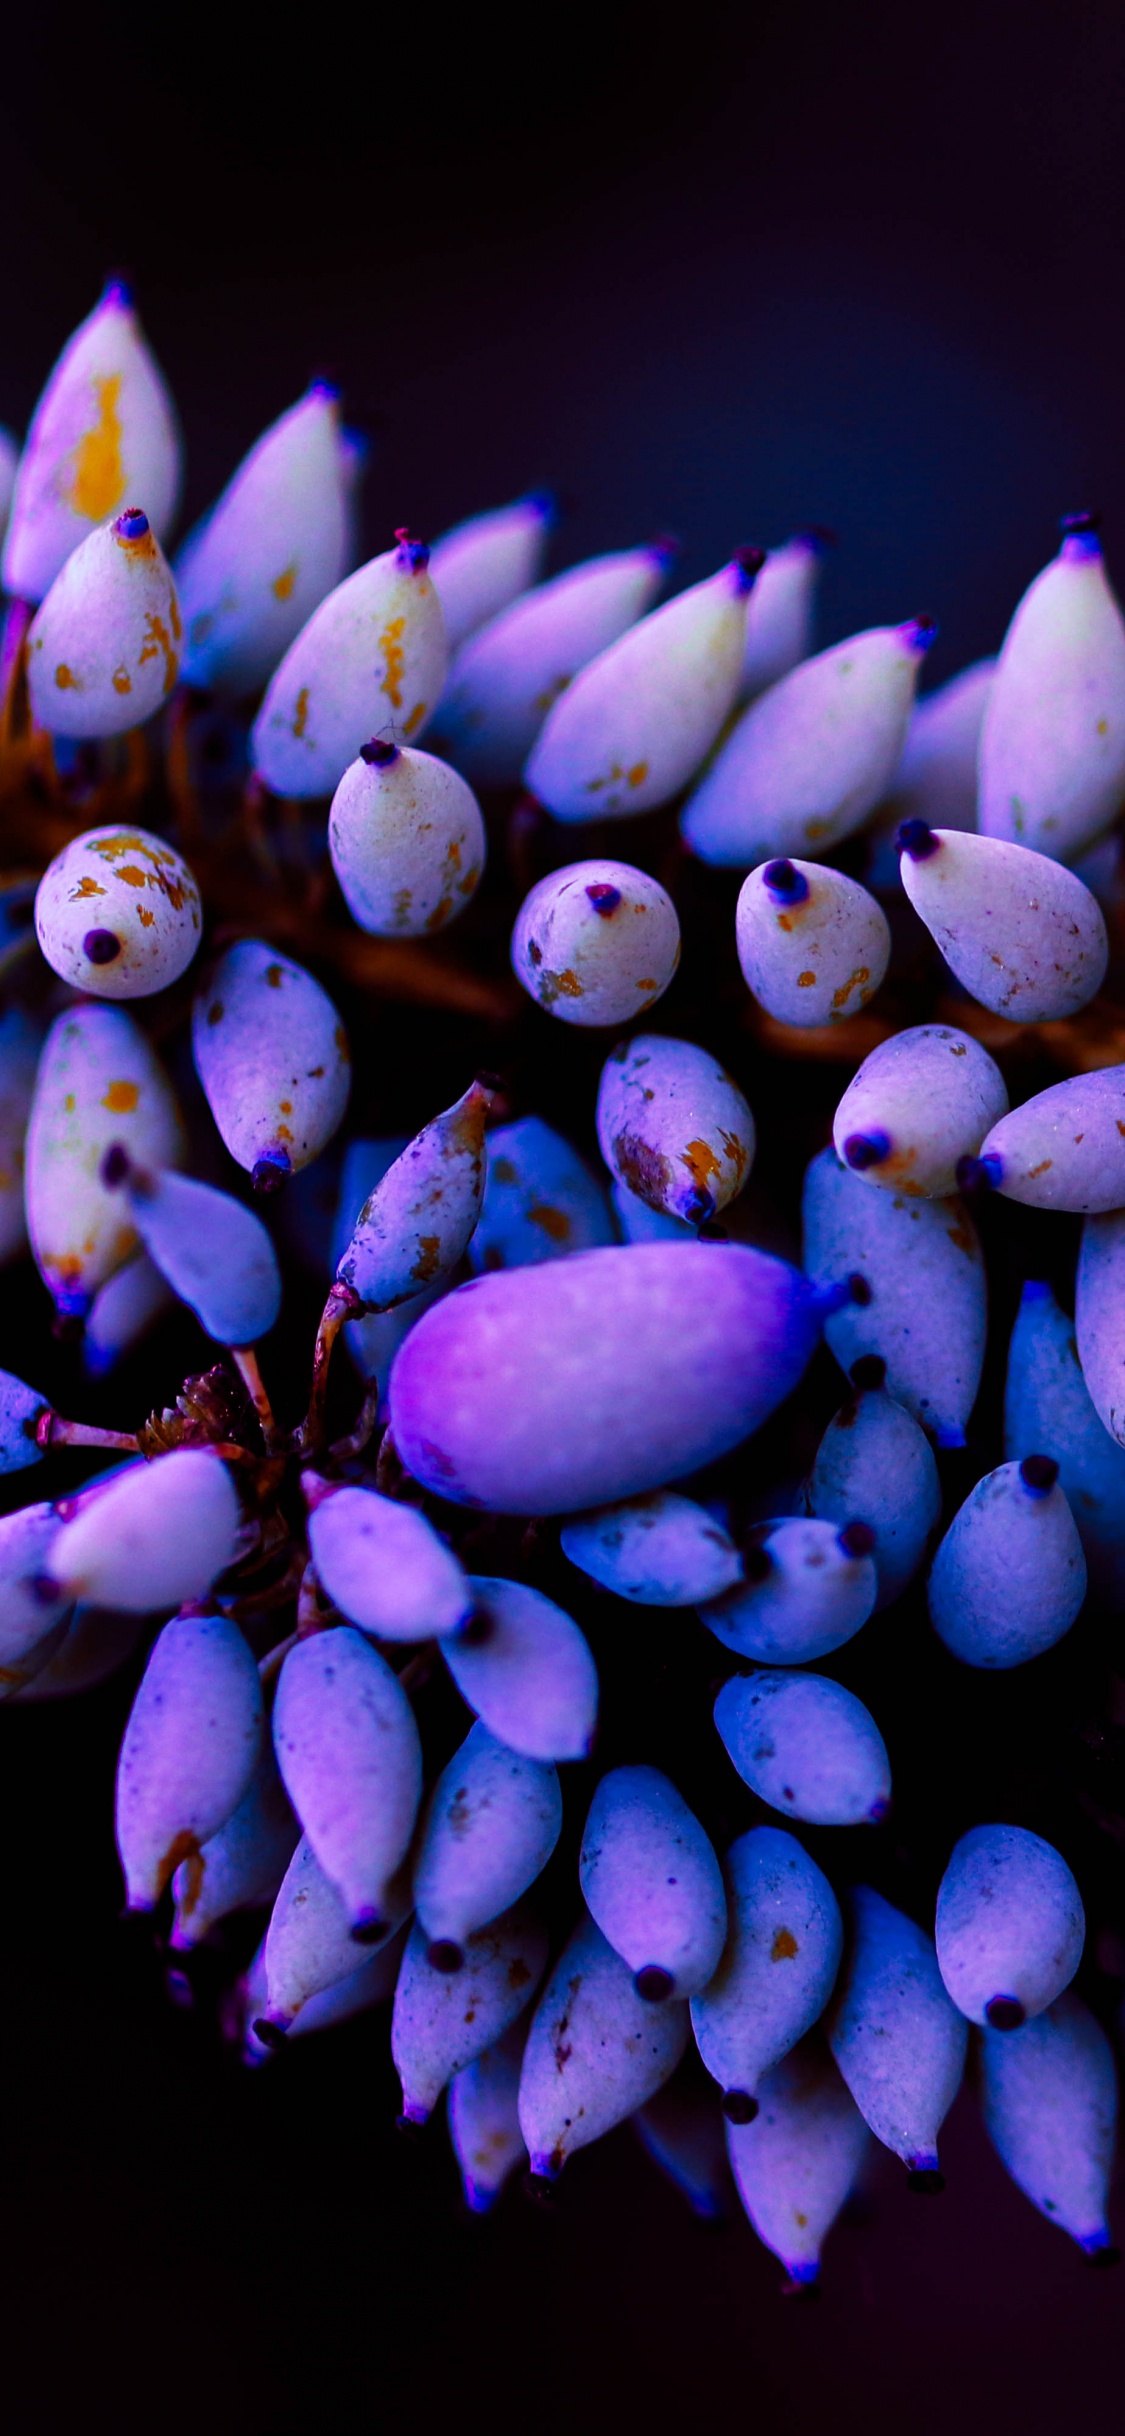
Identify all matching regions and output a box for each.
[36,1411,140,1455]
[230,1346,280,1450]
[292,1281,366,1456]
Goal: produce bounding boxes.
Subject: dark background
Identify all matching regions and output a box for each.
[2,4,1125,2430]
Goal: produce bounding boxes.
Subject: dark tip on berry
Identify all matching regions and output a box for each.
[843,1131,890,1172]
[985,1995,1027,2031]
[648,531,680,570]
[114,508,149,541]
[394,526,430,572]
[722,2088,758,2124]
[396,2110,427,2140]
[796,523,837,554]
[635,1964,675,2003]
[897,817,940,862]
[957,1152,1002,1194]
[252,1150,291,1195]
[475,1071,505,1096]
[903,614,939,653]
[839,1520,876,1559]
[849,1353,886,1390]
[1020,1454,1059,1496]
[742,1543,773,1585]
[459,1606,493,1646]
[762,858,810,906]
[51,1310,85,1343]
[906,2167,945,2195]
[847,1272,872,1307]
[781,2274,821,2302]
[252,2016,288,2050]
[427,1939,464,1974]
[1086,2242,1122,2269]
[868,1796,892,1824]
[349,1909,387,1946]
[360,736,399,767]
[585,882,621,917]
[682,1188,717,1227]
[525,488,556,523]
[733,545,767,593]
[1061,510,1101,537]
[83,927,122,965]
[100,1142,131,1189]
[524,2171,557,2206]
[102,271,134,309]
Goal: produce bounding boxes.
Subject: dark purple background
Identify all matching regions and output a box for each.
[2,6,1125,2429]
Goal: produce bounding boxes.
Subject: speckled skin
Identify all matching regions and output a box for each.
[28,515,183,740]
[979,1068,1125,1211]
[1005,1278,1125,1603]
[447,2022,529,2211]
[832,1024,1008,1198]
[389,1241,822,1514]
[26,1002,183,1322]
[1076,1209,1125,1448]
[170,1744,297,1951]
[978,1990,1118,2252]
[442,1576,598,1762]
[3,285,181,604]
[328,743,485,938]
[469,1115,614,1274]
[309,1483,471,1644]
[0,1501,67,1670]
[177,385,348,696]
[802,1146,986,1447]
[980,530,1125,863]
[579,1765,726,1996]
[252,539,447,798]
[414,1722,562,1948]
[428,495,552,655]
[735,859,891,1028]
[272,1627,423,1930]
[262,1832,409,2031]
[125,1169,282,1345]
[435,546,665,788]
[898,827,1108,1021]
[828,1887,967,2173]
[681,621,930,867]
[561,1488,742,1606]
[596,1033,754,1224]
[714,1670,890,1827]
[935,1824,1084,2026]
[927,1459,1086,1668]
[114,1608,262,1910]
[726,2035,870,2284]
[526,560,751,822]
[691,1827,843,2100]
[54,1451,239,1618]
[192,938,350,1180]
[700,1518,877,1663]
[511,859,681,1027]
[393,1903,548,2122]
[518,1910,689,2176]
[0,1008,40,1267]
[336,1080,489,1310]
[738,534,825,700]
[807,1379,942,1610]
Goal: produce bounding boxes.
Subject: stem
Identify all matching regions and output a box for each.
[230,1346,279,1449]
[329,1377,380,1463]
[294,1282,366,1455]
[36,1412,140,1454]
[297,1560,329,1638]
[258,1630,299,1686]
